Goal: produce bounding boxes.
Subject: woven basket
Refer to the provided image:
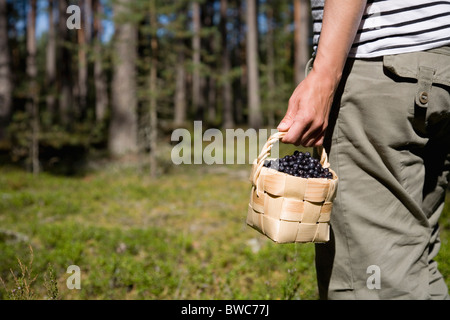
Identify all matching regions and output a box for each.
[247,131,338,244]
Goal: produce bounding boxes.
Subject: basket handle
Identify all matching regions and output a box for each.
[252,131,330,196]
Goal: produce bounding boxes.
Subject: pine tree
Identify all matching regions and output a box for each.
[109,0,139,156]
[246,0,262,129]
[26,0,39,174]
[0,0,12,140]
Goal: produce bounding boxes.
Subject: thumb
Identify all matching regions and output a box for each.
[278,95,298,132]
[277,116,293,132]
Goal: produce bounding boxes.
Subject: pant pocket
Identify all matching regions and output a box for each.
[383,49,450,139]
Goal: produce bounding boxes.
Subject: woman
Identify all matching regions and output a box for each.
[278,0,450,299]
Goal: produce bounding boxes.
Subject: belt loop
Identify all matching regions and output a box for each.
[415,66,435,108]
[383,55,395,73]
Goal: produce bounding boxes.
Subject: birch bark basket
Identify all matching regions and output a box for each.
[247,132,338,244]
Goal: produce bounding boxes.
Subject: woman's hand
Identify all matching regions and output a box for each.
[278,0,367,147]
[277,67,339,147]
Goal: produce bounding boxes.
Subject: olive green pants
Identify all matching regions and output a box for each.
[314,46,450,300]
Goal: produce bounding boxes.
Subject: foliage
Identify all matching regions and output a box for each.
[0,163,321,300]
[0,246,37,300]
[1,0,305,173]
[0,163,449,300]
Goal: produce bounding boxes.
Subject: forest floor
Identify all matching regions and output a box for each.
[0,154,449,300]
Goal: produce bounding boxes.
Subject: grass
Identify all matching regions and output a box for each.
[0,158,319,300]
[0,152,449,300]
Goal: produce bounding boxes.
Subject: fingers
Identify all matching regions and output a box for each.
[278,78,330,147]
[303,131,325,147]
[282,119,310,145]
[277,117,293,132]
[281,102,318,145]
[282,118,327,147]
[277,99,297,132]
[279,94,305,143]
[278,84,304,132]
[300,120,328,147]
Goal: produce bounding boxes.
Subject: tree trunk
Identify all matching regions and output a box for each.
[246,0,262,129]
[174,2,188,127]
[207,76,216,125]
[58,0,73,126]
[0,0,12,140]
[202,0,217,126]
[221,0,234,129]
[77,0,93,120]
[192,1,204,120]
[149,0,158,178]
[77,12,87,120]
[109,0,138,156]
[294,0,309,84]
[93,0,108,122]
[46,0,57,123]
[266,2,276,128]
[26,0,39,175]
[84,0,92,41]
[233,2,245,125]
[174,45,186,126]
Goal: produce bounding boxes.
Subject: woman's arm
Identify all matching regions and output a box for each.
[278,0,367,147]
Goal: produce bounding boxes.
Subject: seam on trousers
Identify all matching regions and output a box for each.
[334,102,356,296]
[398,149,420,208]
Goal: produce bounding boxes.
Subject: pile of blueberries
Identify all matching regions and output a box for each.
[263,150,333,179]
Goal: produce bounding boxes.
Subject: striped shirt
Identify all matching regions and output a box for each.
[311,0,450,58]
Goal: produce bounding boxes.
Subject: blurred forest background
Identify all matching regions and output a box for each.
[0,0,449,301]
[0,0,311,174]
